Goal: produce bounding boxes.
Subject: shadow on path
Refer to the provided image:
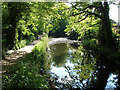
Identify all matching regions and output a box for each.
[1,40,40,74]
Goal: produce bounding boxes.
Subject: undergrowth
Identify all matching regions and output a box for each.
[14,36,36,50]
[2,36,51,89]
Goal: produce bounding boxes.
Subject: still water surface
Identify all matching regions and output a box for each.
[48,43,117,88]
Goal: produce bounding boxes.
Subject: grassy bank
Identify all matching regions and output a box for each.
[2,36,51,89]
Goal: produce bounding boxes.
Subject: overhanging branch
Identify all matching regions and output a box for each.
[73,4,102,12]
[74,14,89,23]
[86,11,103,20]
[91,21,101,27]
[71,11,85,16]
[70,4,103,20]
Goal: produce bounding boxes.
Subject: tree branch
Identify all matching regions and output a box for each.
[74,4,102,12]
[70,4,103,20]
[74,14,89,23]
[91,21,101,27]
[72,11,103,24]
[71,11,85,16]
[86,11,103,20]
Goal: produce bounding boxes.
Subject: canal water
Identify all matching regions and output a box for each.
[47,43,118,89]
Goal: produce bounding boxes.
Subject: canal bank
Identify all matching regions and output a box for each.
[2,37,119,89]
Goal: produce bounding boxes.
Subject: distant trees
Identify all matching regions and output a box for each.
[48,3,69,37]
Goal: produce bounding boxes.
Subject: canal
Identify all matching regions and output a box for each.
[46,42,118,89]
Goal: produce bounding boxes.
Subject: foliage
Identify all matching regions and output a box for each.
[72,46,96,79]
[47,3,69,37]
[2,2,54,47]
[2,37,51,89]
[2,1,120,89]
[64,1,120,88]
[2,2,31,49]
[2,2,55,58]
[32,36,51,70]
[111,20,120,48]
[65,16,100,40]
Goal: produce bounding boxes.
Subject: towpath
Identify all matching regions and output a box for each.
[1,40,40,73]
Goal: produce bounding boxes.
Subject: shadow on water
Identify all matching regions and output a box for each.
[47,43,120,89]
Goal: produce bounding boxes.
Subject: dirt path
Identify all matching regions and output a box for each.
[1,40,40,74]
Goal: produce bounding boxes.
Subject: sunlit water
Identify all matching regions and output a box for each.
[48,43,118,88]
[51,49,74,82]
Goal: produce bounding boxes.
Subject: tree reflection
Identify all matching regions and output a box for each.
[50,44,120,89]
[50,43,69,67]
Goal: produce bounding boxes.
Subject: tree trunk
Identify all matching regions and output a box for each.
[5,3,20,49]
[91,65,111,89]
[101,2,116,50]
[90,1,118,89]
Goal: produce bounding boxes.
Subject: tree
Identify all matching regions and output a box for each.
[2,2,55,50]
[2,2,31,49]
[70,1,117,48]
[64,1,120,88]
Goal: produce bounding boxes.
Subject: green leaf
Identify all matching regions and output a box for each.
[6,76,8,79]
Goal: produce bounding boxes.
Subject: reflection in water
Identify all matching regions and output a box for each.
[106,73,118,88]
[49,43,74,82]
[48,43,119,89]
[50,43,69,67]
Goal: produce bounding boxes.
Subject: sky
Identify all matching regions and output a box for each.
[109,4,118,22]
